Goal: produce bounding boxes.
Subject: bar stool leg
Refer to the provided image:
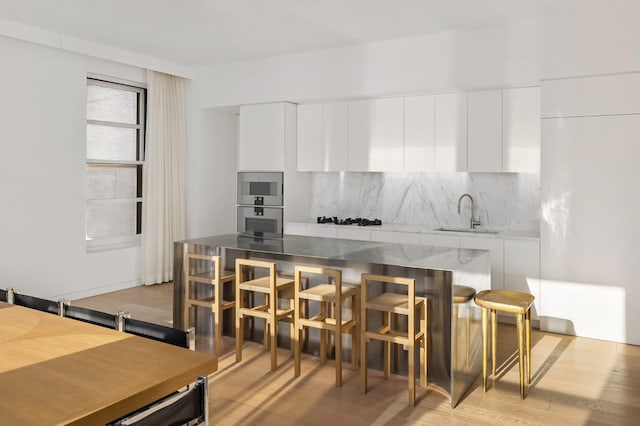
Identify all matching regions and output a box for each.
[383,311,391,379]
[335,297,343,387]
[481,307,488,392]
[517,313,525,399]
[420,300,427,388]
[351,293,358,371]
[320,302,327,363]
[526,309,532,384]
[491,309,497,378]
[270,293,278,371]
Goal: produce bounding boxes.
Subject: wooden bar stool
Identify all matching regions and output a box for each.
[360,273,427,406]
[183,252,235,356]
[293,265,358,387]
[474,289,535,399]
[235,258,295,371]
[453,285,476,372]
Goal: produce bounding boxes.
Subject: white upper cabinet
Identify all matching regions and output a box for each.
[346,98,403,172]
[434,93,467,172]
[404,95,435,171]
[297,102,348,171]
[239,103,290,171]
[347,99,375,171]
[372,97,404,171]
[467,90,503,172]
[542,73,640,118]
[503,87,540,173]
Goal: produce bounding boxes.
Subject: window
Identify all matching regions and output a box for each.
[86,78,146,250]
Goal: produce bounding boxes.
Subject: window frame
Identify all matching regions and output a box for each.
[86,77,146,252]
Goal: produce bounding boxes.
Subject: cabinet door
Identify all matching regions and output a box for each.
[337,227,371,241]
[504,239,540,319]
[371,230,421,244]
[459,236,504,290]
[239,103,286,171]
[434,93,467,171]
[297,103,323,171]
[322,102,348,171]
[372,97,404,171]
[503,87,540,173]
[347,99,375,171]
[404,95,435,171]
[419,233,459,248]
[468,90,502,172]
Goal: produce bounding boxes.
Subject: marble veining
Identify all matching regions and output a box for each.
[310,172,540,234]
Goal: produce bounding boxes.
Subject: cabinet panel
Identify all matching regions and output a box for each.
[404,95,435,171]
[434,93,467,172]
[371,230,421,244]
[239,103,286,171]
[323,102,349,171]
[347,100,375,171]
[419,233,459,248]
[504,239,540,319]
[336,228,371,241]
[459,236,504,290]
[503,87,540,173]
[373,97,404,171]
[542,73,640,118]
[468,90,502,172]
[297,102,348,171]
[306,225,338,238]
[284,223,308,236]
[296,104,323,171]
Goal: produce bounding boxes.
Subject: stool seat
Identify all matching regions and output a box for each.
[453,285,476,303]
[474,290,534,314]
[366,292,425,315]
[238,276,294,293]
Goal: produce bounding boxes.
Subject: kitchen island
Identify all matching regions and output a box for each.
[174,234,490,407]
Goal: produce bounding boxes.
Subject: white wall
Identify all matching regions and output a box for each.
[183,100,237,238]
[0,35,146,300]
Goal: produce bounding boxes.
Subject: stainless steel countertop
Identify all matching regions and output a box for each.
[179,233,488,271]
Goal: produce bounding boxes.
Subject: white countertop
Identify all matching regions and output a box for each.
[287,221,539,241]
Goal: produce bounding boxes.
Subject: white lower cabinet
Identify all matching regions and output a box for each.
[306,225,338,239]
[371,230,421,244]
[336,228,371,241]
[459,236,504,291]
[284,223,307,236]
[419,233,459,248]
[503,239,540,319]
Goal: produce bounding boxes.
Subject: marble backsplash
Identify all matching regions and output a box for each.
[309,172,540,234]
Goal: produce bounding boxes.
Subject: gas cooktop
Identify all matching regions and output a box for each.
[316,216,382,226]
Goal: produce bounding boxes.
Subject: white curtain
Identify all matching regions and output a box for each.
[141,70,186,285]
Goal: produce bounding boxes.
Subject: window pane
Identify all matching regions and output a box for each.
[87,85,137,124]
[86,200,138,239]
[87,164,138,199]
[87,124,138,161]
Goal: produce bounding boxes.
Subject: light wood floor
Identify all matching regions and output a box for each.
[75,283,640,425]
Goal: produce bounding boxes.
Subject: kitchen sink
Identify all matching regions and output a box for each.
[434,227,499,235]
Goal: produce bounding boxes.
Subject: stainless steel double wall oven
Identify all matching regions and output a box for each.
[237,172,283,238]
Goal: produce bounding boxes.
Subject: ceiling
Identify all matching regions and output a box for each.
[0,0,630,67]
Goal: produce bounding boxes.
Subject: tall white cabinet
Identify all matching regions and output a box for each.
[503,87,540,173]
[541,73,640,345]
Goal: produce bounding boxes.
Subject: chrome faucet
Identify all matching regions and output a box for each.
[457,193,481,229]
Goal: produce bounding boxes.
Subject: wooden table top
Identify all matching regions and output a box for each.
[0,302,217,426]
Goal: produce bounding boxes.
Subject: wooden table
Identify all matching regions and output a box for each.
[0,302,217,425]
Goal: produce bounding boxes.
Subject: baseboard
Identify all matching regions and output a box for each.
[55,279,142,301]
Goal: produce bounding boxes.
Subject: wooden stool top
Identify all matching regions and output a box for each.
[474,290,534,314]
[453,285,476,303]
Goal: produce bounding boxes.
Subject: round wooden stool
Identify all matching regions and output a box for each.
[474,289,535,399]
